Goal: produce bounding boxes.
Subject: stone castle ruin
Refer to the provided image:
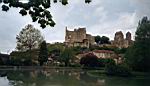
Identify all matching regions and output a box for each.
[64,27,133,48]
[64,27,95,48]
[112,31,133,48]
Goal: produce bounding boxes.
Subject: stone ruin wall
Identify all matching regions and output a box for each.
[65,27,95,48]
[112,31,133,48]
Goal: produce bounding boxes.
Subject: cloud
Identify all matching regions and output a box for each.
[130,0,150,17]
[0,7,32,53]
[0,0,150,53]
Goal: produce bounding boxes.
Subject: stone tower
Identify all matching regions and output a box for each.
[126,32,131,41]
[65,27,95,48]
[124,31,132,48]
[113,31,125,48]
[112,31,133,48]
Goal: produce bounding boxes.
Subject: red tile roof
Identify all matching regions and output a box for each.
[93,50,114,54]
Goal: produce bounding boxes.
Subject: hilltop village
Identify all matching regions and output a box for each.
[0,27,133,66]
[62,27,133,63]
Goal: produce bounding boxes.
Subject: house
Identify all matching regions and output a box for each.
[75,50,121,64]
[92,50,117,59]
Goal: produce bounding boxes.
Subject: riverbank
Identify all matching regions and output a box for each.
[87,70,150,78]
[0,66,82,70]
[1,66,150,78]
[0,66,106,70]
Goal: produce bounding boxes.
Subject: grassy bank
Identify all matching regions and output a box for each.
[87,70,150,78]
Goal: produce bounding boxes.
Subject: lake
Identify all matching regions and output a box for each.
[0,69,150,86]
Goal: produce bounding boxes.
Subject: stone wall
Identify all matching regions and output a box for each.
[65,27,95,48]
[112,31,133,48]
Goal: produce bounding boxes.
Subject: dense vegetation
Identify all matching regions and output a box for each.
[105,59,131,77]
[95,35,111,44]
[59,48,75,66]
[125,17,150,72]
[38,41,48,66]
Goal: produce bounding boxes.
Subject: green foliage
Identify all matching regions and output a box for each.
[0,58,4,65]
[101,36,110,44]
[38,41,48,66]
[80,53,98,67]
[125,17,150,72]
[95,35,101,44]
[2,5,9,11]
[115,64,132,76]
[72,46,89,55]
[105,59,131,77]
[114,48,128,54]
[59,48,75,66]
[47,43,64,61]
[94,35,110,45]
[61,0,68,5]
[105,59,116,75]
[97,58,107,67]
[16,24,44,51]
[10,50,39,66]
[19,9,27,16]
[85,0,91,3]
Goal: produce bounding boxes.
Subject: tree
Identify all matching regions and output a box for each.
[0,58,4,65]
[125,17,150,72]
[95,35,101,44]
[47,43,65,61]
[95,35,110,45]
[10,50,38,66]
[59,48,74,66]
[105,59,131,77]
[16,24,44,51]
[0,0,92,28]
[101,36,110,44]
[38,41,48,66]
[80,53,98,67]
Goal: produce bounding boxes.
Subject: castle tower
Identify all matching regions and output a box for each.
[114,31,124,42]
[113,31,124,48]
[64,27,94,48]
[126,32,131,41]
[124,31,132,48]
[65,26,68,42]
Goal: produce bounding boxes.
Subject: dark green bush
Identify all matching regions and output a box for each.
[80,53,99,67]
[105,62,132,77]
[97,58,106,67]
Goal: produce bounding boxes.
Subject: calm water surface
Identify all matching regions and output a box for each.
[0,69,150,86]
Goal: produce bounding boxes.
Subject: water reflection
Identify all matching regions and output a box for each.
[19,0,29,3]
[0,69,150,86]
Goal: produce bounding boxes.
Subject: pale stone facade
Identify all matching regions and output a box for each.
[65,27,95,48]
[92,50,117,59]
[112,31,133,48]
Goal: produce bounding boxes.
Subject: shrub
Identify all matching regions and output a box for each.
[80,53,98,67]
[105,59,116,75]
[97,58,106,67]
[115,64,132,76]
[105,61,132,77]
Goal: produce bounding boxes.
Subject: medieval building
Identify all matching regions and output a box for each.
[64,27,95,48]
[112,31,133,48]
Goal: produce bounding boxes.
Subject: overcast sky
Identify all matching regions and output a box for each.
[0,0,150,53]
